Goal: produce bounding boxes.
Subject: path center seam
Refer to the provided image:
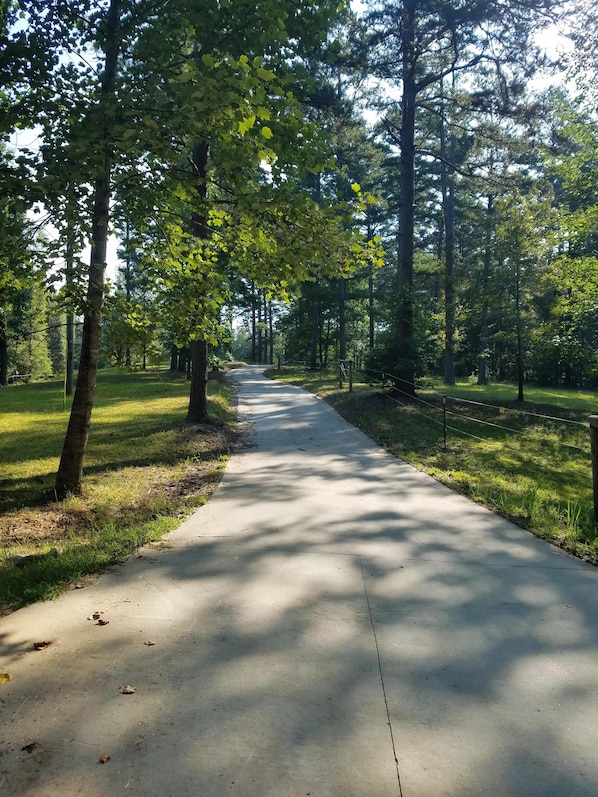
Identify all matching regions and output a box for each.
[359,555,404,797]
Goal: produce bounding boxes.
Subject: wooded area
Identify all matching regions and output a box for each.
[1,0,597,496]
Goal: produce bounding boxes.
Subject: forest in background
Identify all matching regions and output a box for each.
[1,0,598,496]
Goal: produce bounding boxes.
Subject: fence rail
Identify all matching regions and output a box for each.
[348,364,597,521]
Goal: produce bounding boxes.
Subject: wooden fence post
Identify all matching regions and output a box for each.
[589,415,598,523]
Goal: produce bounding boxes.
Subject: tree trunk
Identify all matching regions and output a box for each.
[0,313,7,386]
[257,291,263,363]
[309,283,319,369]
[65,212,76,396]
[177,347,187,373]
[170,344,178,371]
[440,91,456,386]
[478,195,494,386]
[395,0,416,396]
[368,266,375,350]
[338,276,347,361]
[251,282,257,362]
[268,300,274,365]
[186,338,209,423]
[187,140,212,421]
[515,257,525,402]
[65,312,75,395]
[55,0,121,498]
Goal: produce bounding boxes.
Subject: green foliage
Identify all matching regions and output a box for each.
[7,284,53,379]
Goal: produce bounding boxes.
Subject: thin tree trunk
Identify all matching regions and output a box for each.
[124,220,132,368]
[309,283,319,369]
[186,338,209,422]
[65,212,76,396]
[257,291,263,363]
[55,0,121,498]
[478,195,494,386]
[440,88,456,386]
[178,348,187,373]
[0,312,7,386]
[251,282,256,362]
[268,300,274,365]
[368,265,375,350]
[515,257,525,402]
[395,0,416,396]
[170,344,178,371]
[322,316,331,367]
[338,276,347,361]
[262,290,269,364]
[187,140,210,423]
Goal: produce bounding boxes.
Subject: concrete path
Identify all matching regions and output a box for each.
[1,365,597,796]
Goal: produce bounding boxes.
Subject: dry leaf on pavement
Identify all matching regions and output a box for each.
[118,684,136,694]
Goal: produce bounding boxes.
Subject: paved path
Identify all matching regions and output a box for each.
[1,365,598,796]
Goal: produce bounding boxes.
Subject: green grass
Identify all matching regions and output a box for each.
[0,366,238,613]
[269,366,598,563]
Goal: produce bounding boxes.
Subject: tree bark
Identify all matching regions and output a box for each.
[251,293,256,362]
[268,299,274,365]
[338,276,347,361]
[478,195,494,385]
[65,211,76,396]
[177,347,187,373]
[0,313,7,386]
[55,0,121,498]
[186,338,209,423]
[187,140,211,423]
[124,221,132,368]
[395,0,416,396]
[309,282,319,369]
[515,256,525,402]
[440,87,456,386]
[368,266,375,350]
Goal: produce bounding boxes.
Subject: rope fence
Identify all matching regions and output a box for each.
[352,364,597,518]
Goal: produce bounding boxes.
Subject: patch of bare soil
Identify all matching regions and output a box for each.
[0,422,239,552]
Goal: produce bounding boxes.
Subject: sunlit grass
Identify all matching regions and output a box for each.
[0,367,238,613]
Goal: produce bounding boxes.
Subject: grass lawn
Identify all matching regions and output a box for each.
[269,366,598,564]
[0,366,239,614]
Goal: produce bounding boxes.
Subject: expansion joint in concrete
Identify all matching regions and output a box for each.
[360,556,404,797]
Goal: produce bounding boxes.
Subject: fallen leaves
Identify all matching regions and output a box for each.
[99,754,111,764]
[33,640,52,650]
[118,684,136,694]
[88,611,109,625]
[143,640,155,646]
[22,742,39,753]
[0,672,12,685]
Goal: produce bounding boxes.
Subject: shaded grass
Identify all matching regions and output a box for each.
[269,366,598,564]
[0,367,238,613]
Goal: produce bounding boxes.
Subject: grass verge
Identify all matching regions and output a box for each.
[0,366,239,614]
[269,366,598,564]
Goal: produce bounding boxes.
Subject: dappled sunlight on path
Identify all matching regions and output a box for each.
[0,365,597,796]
